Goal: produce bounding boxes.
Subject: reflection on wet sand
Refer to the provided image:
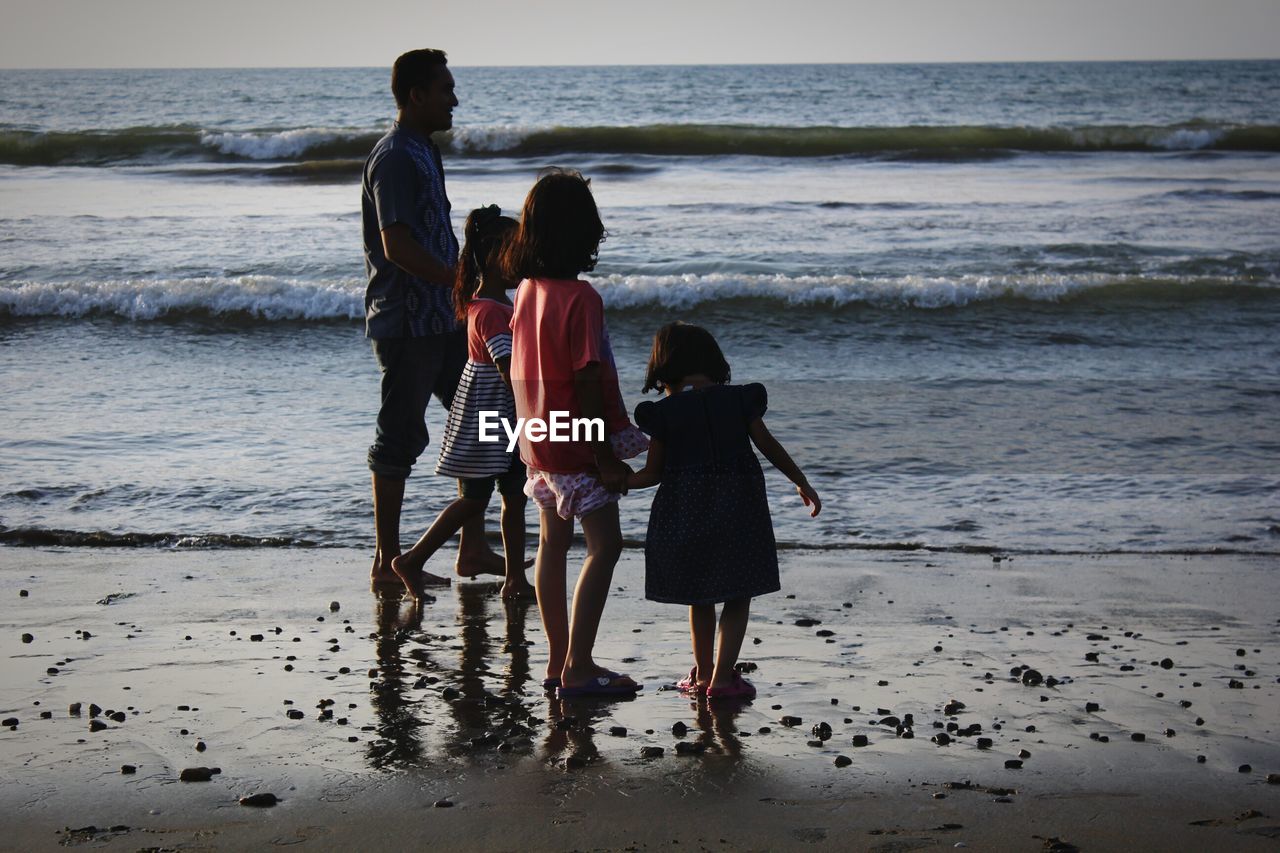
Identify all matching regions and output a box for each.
[363,584,759,772]
[365,583,543,768]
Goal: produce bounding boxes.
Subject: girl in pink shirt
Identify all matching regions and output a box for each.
[505,170,647,696]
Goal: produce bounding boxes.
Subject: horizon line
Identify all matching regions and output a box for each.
[2,56,1279,72]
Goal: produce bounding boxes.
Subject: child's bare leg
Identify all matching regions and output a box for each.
[535,508,573,682]
[709,597,751,689]
[562,502,631,687]
[499,493,533,599]
[455,515,510,578]
[391,497,487,597]
[370,473,405,587]
[689,604,716,690]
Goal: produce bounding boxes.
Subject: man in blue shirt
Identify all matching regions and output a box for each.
[362,49,501,591]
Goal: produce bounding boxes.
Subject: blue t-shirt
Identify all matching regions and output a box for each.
[361,122,459,338]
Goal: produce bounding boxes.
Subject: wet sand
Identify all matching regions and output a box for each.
[2,546,1278,851]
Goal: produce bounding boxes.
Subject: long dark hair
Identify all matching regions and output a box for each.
[454,205,518,323]
[501,168,607,280]
[642,322,731,393]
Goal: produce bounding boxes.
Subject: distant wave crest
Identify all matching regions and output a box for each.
[2,121,1278,167]
[2,274,1276,322]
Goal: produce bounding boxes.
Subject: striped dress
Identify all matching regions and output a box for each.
[436,298,517,479]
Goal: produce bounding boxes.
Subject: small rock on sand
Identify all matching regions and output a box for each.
[239,793,279,807]
[834,755,852,767]
[89,719,107,732]
[121,765,136,774]
[21,633,33,644]
[329,601,341,612]
[641,746,664,758]
[1004,759,1023,769]
[434,799,453,808]
[179,767,214,782]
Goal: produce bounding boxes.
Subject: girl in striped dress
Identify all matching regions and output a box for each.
[391,206,533,600]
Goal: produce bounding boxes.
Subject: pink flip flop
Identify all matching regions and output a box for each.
[675,667,706,695]
[706,673,756,701]
[557,672,642,697]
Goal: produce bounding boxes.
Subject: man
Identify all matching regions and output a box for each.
[362,48,502,589]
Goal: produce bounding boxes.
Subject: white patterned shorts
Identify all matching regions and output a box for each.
[525,425,649,520]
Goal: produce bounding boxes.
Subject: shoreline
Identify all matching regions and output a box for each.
[2,546,1278,850]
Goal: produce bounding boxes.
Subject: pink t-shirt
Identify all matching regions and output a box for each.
[467,298,513,364]
[509,277,631,474]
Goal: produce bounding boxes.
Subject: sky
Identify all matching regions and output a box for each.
[2,0,1278,68]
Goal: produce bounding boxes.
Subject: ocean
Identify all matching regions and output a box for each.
[1,61,1278,556]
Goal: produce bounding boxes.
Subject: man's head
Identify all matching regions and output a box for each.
[391,49,456,133]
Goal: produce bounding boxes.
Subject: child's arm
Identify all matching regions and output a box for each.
[575,363,631,493]
[747,418,821,517]
[627,439,665,489]
[494,355,512,391]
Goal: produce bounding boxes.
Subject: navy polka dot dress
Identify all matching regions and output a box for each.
[634,383,779,605]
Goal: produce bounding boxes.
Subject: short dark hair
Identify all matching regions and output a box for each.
[391,49,448,108]
[643,322,731,393]
[502,169,607,280]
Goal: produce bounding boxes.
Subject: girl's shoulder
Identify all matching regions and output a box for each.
[468,297,514,317]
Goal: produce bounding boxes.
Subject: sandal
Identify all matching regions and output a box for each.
[706,673,756,701]
[675,667,706,695]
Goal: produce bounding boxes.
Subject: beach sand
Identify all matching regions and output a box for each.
[2,545,1278,851]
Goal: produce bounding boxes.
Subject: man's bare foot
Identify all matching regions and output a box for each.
[455,549,535,579]
[370,554,403,589]
[500,578,536,600]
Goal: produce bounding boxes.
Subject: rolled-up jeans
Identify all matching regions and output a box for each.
[366,331,466,480]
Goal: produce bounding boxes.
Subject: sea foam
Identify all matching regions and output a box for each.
[3,273,1273,321]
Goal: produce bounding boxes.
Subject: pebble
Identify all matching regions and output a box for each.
[1160,658,1174,669]
[811,722,832,740]
[1266,774,1280,785]
[780,716,802,727]
[1018,749,1031,759]
[609,726,627,737]
[640,746,664,758]
[2,717,17,727]
[179,767,214,782]
[19,590,28,597]
[89,719,107,732]
[674,741,706,755]
[932,733,951,746]
[1197,755,1207,763]
[286,709,305,720]
[109,711,126,723]
[1085,702,1100,712]
[21,633,33,644]
[943,700,965,715]
[1130,732,1145,742]
[1239,764,1252,773]
[329,601,341,612]
[565,754,589,768]
[195,741,207,752]
[833,755,852,768]
[239,793,279,807]
[794,618,820,627]
[121,765,136,774]
[852,735,869,747]
[1020,669,1043,687]
[434,799,453,808]
[68,703,81,715]
[671,721,688,737]
[976,737,993,749]
[1004,759,1023,769]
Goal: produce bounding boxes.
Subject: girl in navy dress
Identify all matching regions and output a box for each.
[628,323,821,700]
